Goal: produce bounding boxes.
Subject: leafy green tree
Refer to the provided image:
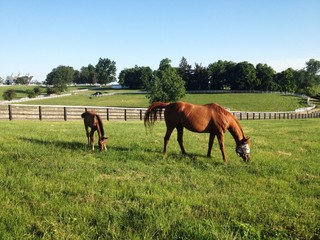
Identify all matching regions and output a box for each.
[75,64,97,84]
[230,62,258,90]
[147,58,185,103]
[95,58,116,85]
[208,60,235,90]
[45,65,75,92]
[191,64,210,90]
[178,57,193,90]
[255,63,277,91]
[275,68,297,93]
[15,77,29,85]
[118,66,153,89]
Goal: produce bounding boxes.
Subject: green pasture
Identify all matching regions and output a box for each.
[0,119,319,239]
[12,92,310,113]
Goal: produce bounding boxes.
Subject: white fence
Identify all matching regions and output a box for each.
[0,104,319,121]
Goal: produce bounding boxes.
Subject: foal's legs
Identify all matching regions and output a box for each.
[207,132,216,157]
[90,129,95,150]
[163,127,174,156]
[217,133,227,162]
[85,126,90,146]
[176,124,186,155]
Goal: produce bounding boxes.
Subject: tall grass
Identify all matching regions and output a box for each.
[0,119,319,239]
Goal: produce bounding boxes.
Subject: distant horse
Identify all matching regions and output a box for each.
[144,101,251,162]
[81,111,108,151]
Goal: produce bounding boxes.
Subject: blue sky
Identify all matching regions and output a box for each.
[1,0,319,82]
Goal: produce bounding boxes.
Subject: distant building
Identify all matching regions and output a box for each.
[5,73,33,85]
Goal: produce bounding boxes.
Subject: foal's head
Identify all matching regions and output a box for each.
[98,137,108,151]
[236,138,251,162]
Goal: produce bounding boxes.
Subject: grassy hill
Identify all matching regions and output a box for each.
[1,86,310,111]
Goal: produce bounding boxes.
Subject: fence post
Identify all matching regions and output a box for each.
[106,108,109,121]
[124,109,127,121]
[8,105,12,120]
[140,109,143,120]
[64,107,67,121]
[39,106,42,120]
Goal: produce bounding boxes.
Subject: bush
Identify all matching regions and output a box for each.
[33,87,42,96]
[46,87,60,95]
[26,89,37,98]
[3,89,16,101]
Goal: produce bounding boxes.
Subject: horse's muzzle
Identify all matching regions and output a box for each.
[242,153,251,162]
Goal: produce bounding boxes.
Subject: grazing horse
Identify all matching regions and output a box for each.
[81,111,108,151]
[144,101,251,162]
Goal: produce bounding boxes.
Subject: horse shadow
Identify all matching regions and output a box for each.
[19,137,85,151]
[18,137,224,167]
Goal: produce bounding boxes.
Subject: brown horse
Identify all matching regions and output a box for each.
[144,101,251,162]
[81,111,108,150]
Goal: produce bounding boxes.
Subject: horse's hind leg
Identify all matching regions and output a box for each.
[90,130,95,150]
[176,124,186,155]
[163,127,174,156]
[207,133,215,157]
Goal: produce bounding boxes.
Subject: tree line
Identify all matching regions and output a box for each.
[119,57,320,97]
[44,57,320,101]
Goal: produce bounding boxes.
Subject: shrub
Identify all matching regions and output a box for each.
[3,89,16,101]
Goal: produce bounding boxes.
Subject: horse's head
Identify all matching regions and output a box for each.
[99,137,108,151]
[236,138,251,162]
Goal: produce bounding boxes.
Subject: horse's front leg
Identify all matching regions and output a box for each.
[85,126,90,146]
[90,130,95,150]
[207,132,215,157]
[176,125,186,155]
[163,127,174,156]
[217,133,227,162]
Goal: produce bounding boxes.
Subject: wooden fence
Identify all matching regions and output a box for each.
[0,104,319,121]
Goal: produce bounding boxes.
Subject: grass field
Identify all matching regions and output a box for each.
[20,92,309,112]
[0,119,319,239]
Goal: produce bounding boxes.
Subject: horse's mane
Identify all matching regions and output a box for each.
[211,103,246,140]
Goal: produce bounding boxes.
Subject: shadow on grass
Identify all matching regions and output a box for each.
[19,137,225,167]
[19,137,85,150]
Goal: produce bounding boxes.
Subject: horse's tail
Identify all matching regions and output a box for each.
[96,114,105,138]
[144,102,170,128]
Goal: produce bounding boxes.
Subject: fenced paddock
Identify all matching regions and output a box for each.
[0,104,146,121]
[0,104,319,121]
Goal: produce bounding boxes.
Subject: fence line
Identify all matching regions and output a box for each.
[0,104,319,121]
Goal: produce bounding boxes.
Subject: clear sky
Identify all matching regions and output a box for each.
[1,0,319,82]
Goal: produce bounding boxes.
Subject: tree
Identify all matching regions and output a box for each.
[147,58,186,103]
[95,58,116,85]
[208,60,235,90]
[230,62,258,90]
[75,64,97,84]
[275,68,297,93]
[191,64,210,90]
[45,65,75,92]
[178,57,193,90]
[255,63,277,91]
[118,66,153,89]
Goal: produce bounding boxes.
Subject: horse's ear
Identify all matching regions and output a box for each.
[243,137,250,143]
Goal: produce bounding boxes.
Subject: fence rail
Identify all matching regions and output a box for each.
[0,104,319,121]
